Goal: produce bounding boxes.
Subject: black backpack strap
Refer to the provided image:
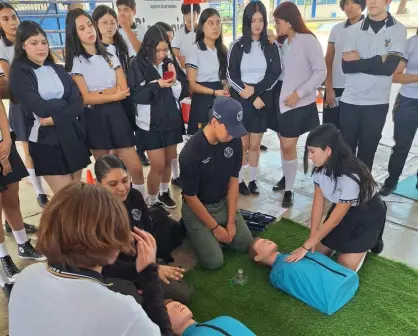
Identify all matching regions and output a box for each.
[196,323,232,336]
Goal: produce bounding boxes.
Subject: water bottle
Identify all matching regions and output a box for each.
[231,268,247,286]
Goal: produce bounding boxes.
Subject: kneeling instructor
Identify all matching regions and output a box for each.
[180,97,253,270]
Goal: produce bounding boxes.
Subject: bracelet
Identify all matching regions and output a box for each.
[211,224,219,231]
[302,245,310,251]
[212,89,216,97]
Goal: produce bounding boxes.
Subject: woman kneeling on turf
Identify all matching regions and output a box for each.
[286,124,386,271]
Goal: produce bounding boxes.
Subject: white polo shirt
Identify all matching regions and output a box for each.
[0,36,14,63]
[9,263,160,336]
[328,17,363,89]
[399,35,418,99]
[186,41,221,82]
[240,41,267,84]
[341,14,407,105]
[172,26,196,60]
[119,22,147,58]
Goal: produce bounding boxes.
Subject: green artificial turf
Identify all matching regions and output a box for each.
[184,218,418,336]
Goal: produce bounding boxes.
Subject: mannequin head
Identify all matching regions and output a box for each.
[166,300,195,335]
[249,238,279,267]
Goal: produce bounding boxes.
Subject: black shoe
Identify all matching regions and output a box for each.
[272,176,285,192]
[138,150,150,166]
[37,194,49,208]
[282,191,294,208]
[18,240,47,261]
[150,201,171,216]
[260,144,268,151]
[378,184,396,197]
[248,181,259,195]
[2,283,13,300]
[239,182,251,195]
[1,255,20,282]
[158,191,177,209]
[370,239,384,254]
[171,177,181,187]
[4,221,38,234]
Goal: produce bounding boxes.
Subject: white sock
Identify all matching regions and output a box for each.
[132,184,146,199]
[13,229,28,245]
[0,242,8,258]
[171,159,179,179]
[356,253,367,273]
[0,267,8,286]
[239,166,246,183]
[282,159,298,191]
[27,168,45,195]
[160,183,169,195]
[249,166,257,182]
[148,194,158,206]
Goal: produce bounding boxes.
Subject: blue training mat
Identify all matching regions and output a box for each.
[392,175,418,201]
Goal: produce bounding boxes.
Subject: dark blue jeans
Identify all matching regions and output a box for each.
[384,94,418,188]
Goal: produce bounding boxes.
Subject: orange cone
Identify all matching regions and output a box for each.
[86,169,95,184]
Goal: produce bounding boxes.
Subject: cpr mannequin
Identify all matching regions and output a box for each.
[249,238,359,315]
[166,300,255,336]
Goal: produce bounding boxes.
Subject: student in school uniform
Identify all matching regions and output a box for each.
[10,21,91,194]
[92,5,137,132]
[379,30,418,196]
[186,8,229,136]
[172,4,201,69]
[65,8,146,199]
[128,25,187,209]
[227,1,281,196]
[95,155,193,305]
[340,0,407,171]
[286,124,386,271]
[179,97,253,270]
[155,22,174,43]
[0,3,48,209]
[116,0,150,167]
[324,0,365,128]
[271,2,326,207]
[0,67,46,286]
[9,183,171,336]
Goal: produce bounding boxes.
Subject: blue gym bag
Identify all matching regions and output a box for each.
[269,251,359,315]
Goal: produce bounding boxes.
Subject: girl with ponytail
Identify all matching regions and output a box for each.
[286,124,386,272]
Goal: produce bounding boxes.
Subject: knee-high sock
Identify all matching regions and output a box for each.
[249,166,257,182]
[239,166,246,183]
[171,159,179,179]
[282,159,298,192]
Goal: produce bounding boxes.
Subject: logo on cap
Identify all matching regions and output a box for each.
[224,147,233,158]
[237,111,243,122]
[212,110,222,120]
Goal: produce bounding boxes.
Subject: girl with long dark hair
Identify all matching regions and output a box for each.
[65,8,146,198]
[10,21,90,193]
[227,1,281,196]
[286,124,386,271]
[271,2,326,208]
[186,8,229,136]
[95,155,191,304]
[128,25,187,209]
[0,66,46,287]
[0,3,48,208]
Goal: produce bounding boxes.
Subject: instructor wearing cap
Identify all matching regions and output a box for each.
[179,97,253,270]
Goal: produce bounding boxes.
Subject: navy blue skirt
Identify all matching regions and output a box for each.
[188,81,222,135]
[136,127,183,151]
[0,133,29,190]
[81,102,136,150]
[277,102,320,138]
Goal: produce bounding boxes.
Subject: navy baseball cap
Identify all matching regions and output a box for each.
[210,96,247,138]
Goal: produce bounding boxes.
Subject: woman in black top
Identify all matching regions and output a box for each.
[65,8,146,198]
[186,8,229,136]
[95,154,191,304]
[10,21,90,193]
[128,25,188,209]
[227,1,281,196]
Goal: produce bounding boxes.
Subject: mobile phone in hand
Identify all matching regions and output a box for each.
[163,71,174,81]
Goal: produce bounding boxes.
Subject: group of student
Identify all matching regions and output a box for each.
[0,0,416,334]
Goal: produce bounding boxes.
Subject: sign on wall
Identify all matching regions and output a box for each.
[134,0,208,34]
